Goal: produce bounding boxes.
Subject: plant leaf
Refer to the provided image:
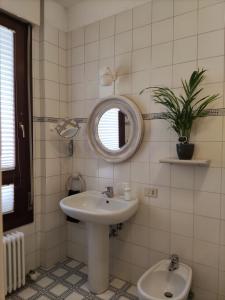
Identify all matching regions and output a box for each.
[146,68,219,141]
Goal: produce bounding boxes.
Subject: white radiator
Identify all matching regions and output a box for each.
[3,232,25,295]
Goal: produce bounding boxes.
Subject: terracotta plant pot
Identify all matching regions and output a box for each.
[176,143,194,160]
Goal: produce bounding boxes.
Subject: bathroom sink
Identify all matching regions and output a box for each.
[60,190,138,225]
[60,190,138,294]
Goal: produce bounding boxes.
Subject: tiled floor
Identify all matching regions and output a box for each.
[6,258,138,300]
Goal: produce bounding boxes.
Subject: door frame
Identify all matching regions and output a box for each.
[0,172,5,298]
[0,97,5,297]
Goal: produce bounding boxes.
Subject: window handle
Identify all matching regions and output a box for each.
[19,122,26,138]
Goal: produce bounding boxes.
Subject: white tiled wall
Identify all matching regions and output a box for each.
[38,18,72,267]
[67,1,225,299]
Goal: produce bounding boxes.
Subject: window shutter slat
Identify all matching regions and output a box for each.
[0,25,16,214]
[2,184,14,214]
[0,25,16,172]
[98,108,120,150]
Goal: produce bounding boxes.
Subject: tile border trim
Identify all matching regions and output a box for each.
[33,108,225,124]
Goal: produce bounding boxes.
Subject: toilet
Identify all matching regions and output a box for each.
[137,259,192,300]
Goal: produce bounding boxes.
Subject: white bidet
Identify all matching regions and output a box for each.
[137,259,192,300]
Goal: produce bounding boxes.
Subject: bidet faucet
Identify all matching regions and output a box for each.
[168,254,179,271]
[102,186,114,198]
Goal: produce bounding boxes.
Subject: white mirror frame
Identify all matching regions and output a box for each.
[87,96,144,163]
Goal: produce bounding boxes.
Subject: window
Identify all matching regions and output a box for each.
[0,12,33,231]
[98,108,120,150]
[98,109,126,151]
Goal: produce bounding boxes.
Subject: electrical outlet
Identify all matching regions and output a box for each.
[144,187,158,198]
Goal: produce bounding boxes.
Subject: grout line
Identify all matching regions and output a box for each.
[192,1,200,265]
[167,0,175,257]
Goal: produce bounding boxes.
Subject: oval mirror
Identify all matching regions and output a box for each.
[87,96,144,163]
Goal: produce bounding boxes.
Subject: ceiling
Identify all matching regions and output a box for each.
[54,0,83,8]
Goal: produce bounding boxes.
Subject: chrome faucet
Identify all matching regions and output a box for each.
[168,254,179,271]
[102,186,114,198]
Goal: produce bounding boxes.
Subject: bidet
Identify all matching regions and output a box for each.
[137,259,192,300]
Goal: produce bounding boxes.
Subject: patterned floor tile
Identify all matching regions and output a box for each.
[49,283,69,297]
[79,282,89,292]
[65,291,84,300]
[66,274,82,285]
[127,286,138,297]
[98,290,115,300]
[36,277,54,289]
[66,260,80,268]
[17,288,38,299]
[110,279,126,289]
[6,258,138,300]
[52,267,68,277]
[80,266,88,274]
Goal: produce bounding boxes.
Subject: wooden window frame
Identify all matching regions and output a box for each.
[0,11,33,231]
[118,111,126,148]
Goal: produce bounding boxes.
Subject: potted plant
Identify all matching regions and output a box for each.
[140,69,219,160]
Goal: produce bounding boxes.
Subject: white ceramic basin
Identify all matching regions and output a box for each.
[137,259,192,300]
[60,190,138,294]
[60,190,138,225]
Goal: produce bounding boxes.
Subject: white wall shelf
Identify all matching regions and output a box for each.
[159,158,210,166]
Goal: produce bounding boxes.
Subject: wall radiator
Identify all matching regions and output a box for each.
[3,232,25,295]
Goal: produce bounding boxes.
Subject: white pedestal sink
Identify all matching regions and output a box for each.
[60,191,138,294]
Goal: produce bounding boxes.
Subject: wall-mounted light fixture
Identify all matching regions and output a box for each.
[100,67,117,86]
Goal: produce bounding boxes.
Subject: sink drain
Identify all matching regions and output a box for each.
[164,291,173,298]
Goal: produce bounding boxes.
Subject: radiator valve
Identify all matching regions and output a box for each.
[28,270,39,281]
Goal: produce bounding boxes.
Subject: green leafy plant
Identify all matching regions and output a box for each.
[140,69,219,143]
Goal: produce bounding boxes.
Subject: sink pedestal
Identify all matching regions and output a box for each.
[87,223,109,294]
